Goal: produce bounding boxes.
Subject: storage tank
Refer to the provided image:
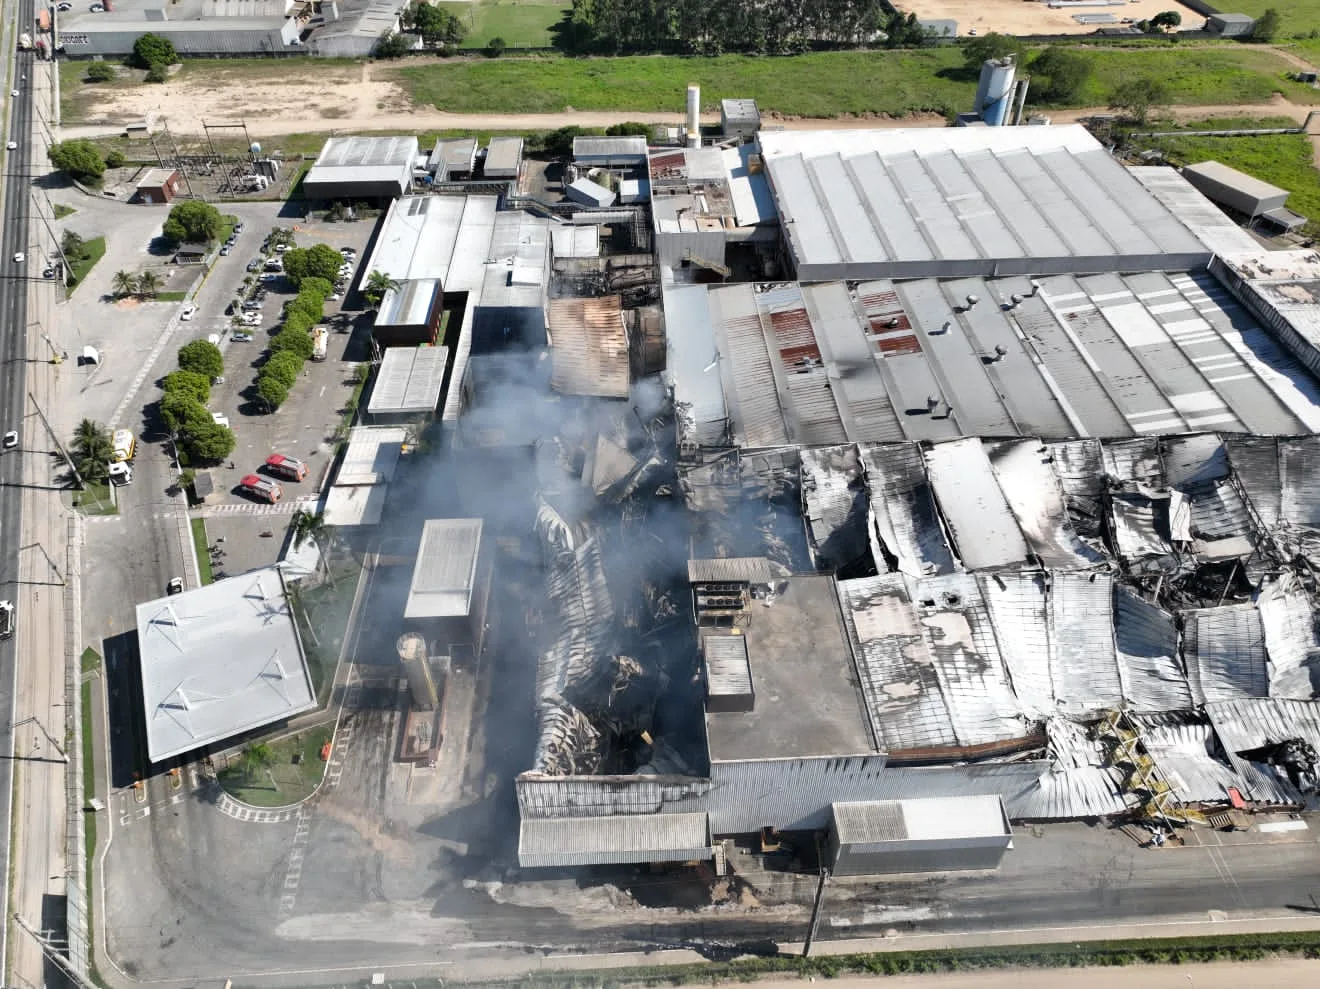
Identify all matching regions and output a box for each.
[397,632,439,711]
[686,83,700,148]
[975,56,1016,128]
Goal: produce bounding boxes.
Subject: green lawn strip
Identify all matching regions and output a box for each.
[191,518,213,585]
[154,291,187,302]
[1139,127,1320,220]
[65,235,105,298]
[53,203,76,219]
[72,481,117,516]
[215,725,333,807]
[437,0,569,49]
[80,646,101,675]
[387,46,1315,118]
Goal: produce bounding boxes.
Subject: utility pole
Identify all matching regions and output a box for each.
[30,189,71,282]
[802,866,829,958]
[14,913,97,989]
[27,390,82,489]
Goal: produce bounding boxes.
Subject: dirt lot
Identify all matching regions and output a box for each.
[901,0,1202,37]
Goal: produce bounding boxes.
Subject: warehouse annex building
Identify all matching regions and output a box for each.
[507,122,1320,873]
[134,568,315,763]
[303,136,418,204]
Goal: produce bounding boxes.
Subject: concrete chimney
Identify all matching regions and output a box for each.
[686,84,700,148]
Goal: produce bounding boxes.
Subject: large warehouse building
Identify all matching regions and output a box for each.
[302,136,417,204]
[507,122,1320,873]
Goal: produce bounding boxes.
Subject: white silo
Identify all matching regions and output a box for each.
[975,56,1016,127]
[686,83,701,148]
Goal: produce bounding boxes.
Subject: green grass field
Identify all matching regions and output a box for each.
[191,518,213,585]
[388,45,1317,117]
[1139,123,1320,220]
[437,0,569,49]
[66,235,105,297]
[216,726,333,808]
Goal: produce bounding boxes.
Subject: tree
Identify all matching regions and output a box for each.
[71,419,113,484]
[271,328,315,361]
[1109,76,1170,125]
[282,243,342,288]
[300,276,333,302]
[111,270,136,299]
[486,36,507,57]
[284,292,324,326]
[48,140,105,182]
[132,33,178,70]
[283,310,316,336]
[363,270,400,309]
[104,149,126,169]
[374,31,413,59]
[263,350,305,388]
[962,32,1018,73]
[542,125,591,157]
[1148,10,1181,31]
[1252,8,1281,42]
[179,420,235,464]
[160,392,208,434]
[85,62,116,83]
[162,369,211,404]
[162,200,223,245]
[255,373,290,411]
[177,339,224,380]
[136,270,163,299]
[1029,47,1092,103]
[291,509,336,583]
[404,2,466,47]
[237,742,274,782]
[605,122,652,137]
[61,230,85,260]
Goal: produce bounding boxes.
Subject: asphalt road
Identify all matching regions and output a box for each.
[0,0,39,971]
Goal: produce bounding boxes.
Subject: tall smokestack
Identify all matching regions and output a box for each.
[397,632,439,711]
[686,84,700,148]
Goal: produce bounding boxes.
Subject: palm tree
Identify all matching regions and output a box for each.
[363,270,400,310]
[71,418,113,485]
[136,270,163,299]
[111,270,136,299]
[291,509,336,585]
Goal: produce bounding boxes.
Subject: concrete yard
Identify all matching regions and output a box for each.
[898,0,1202,36]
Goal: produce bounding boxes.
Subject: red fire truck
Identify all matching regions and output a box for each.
[265,453,309,482]
[239,474,283,504]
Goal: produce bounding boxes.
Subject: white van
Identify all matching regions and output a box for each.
[108,462,133,486]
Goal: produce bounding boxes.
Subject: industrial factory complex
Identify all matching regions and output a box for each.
[136,81,1320,884]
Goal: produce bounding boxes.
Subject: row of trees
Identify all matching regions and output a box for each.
[110,269,164,300]
[163,340,236,463]
[48,139,126,183]
[563,0,900,53]
[255,279,334,410]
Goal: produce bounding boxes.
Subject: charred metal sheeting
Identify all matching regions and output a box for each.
[860,442,956,578]
[1009,718,1131,821]
[1131,713,1254,805]
[1113,587,1193,712]
[1205,698,1320,801]
[1184,604,1269,705]
[549,295,632,399]
[531,499,618,775]
[925,438,1030,571]
[801,445,873,575]
[986,439,1105,570]
[1257,573,1320,700]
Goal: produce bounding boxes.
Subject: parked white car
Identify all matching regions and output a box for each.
[180,304,197,321]
[211,412,230,428]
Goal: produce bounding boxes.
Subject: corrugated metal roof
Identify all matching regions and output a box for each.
[485,136,523,176]
[859,442,956,577]
[572,135,648,160]
[708,284,790,448]
[548,295,630,399]
[366,346,448,415]
[688,558,775,584]
[405,519,482,619]
[429,137,477,174]
[924,439,1029,570]
[1256,574,1320,700]
[1113,587,1192,712]
[551,224,600,259]
[1184,604,1269,704]
[1131,716,1245,804]
[663,283,728,448]
[336,426,407,486]
[832,796,1008,844]
[376,277,441,328]
[985,439,1104,569]
[703,635,752,699]
[1050,572,1123,714]
[800,445,871,573]
[518,812,709,868]
[309,135,416,177]
[1281,437,1320,527]
[1130,167,1261,258]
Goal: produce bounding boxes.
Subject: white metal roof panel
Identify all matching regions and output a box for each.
[323,482,388,527]
[519,812,709,868]
[993,149,1115,257]
[708,284,789,448]
[405,519,482,619]
[1050,572,1123,715]
[337,426,407,486]
[663,283,728,447]
[367,346,447,415]
[135,569,315,762]
[921,149,1024,258]
[985,439,1104,568]
[965,150,1070,257]
[1257,574,1320,700]
[846,154,933,262]
[807,153,888,264]
[832,795,1008,844]
[1130,167,1262,257]
[885,150,980,260]
[924,438,1028,570]
[979,572,1054,717]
